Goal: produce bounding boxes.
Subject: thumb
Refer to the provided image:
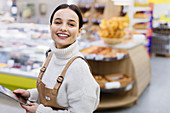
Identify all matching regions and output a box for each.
[27,102,35,106]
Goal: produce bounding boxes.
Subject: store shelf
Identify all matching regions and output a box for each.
[134,29,148,33]
[133,18,150,25]
[113,0,131,6]
[87,43,151,109]
[133,7,151,12]
[94,4,105,9]
[98,93,137,109]
[0,68,37,79]
[92,19,101,24]
[83,18,88,23]
[128,0,153,54]
[78,1,105,39]
[79,4,91,9]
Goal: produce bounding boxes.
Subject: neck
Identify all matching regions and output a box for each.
[55,41,76,49]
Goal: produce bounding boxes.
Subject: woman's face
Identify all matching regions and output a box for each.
[50,8,81,49]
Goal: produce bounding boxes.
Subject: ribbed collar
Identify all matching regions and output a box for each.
[50,40,79,60]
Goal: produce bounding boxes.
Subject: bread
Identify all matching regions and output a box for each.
[134,13,147,19]
[133,23,148,29]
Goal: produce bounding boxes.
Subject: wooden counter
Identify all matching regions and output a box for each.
[88,42,151,109]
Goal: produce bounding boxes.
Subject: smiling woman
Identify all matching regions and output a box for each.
[50,8,81,49]
[13,4,100,113]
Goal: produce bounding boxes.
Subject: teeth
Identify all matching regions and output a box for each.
[58,34,68,37]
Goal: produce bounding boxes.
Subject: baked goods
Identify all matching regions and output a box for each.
[81,46,129,60]
[134,12,147,19]
[93,76,107,89]
[134,1,149,7]
[93,73,133,90]
[133,23,148,29]
[104,73,133,88]
[97,17,128,39]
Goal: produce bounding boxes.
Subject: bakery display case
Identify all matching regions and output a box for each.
[81,46,129,61]
[83,40,151,109]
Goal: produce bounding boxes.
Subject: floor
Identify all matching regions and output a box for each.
[0,55,170,113]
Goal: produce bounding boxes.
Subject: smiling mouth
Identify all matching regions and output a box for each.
[57,33,70,39]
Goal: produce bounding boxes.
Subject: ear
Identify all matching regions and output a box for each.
[50,24,52,31]
[77,28,83,37]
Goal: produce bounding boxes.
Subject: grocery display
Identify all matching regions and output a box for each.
[78,0,106,40]
[86,44,151,109]
[128,0,153,54]
[93,73,134,92]
[0,0,156,110]
[81,46,129,60]
[0,22,51,79]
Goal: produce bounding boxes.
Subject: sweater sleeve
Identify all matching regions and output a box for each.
[66,59,100,113]
[27,88,39,102]
[36,58,100,113]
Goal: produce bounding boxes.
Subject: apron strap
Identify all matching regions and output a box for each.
[39,52,53,80]
[53,56,90,90]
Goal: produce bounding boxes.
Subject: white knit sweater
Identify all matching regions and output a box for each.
[28,40,100,113]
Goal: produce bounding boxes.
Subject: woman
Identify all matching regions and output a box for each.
[13,4,100,113]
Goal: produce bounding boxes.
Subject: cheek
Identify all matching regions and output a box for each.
[72,28,79,37]
[51,25,58,33]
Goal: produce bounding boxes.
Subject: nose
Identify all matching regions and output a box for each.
[60,23,67,32]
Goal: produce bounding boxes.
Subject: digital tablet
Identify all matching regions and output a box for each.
[0,85,27,105]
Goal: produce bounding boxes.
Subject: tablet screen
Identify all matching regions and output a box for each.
[0,85,27,105]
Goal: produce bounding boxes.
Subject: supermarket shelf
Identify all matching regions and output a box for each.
[134,7,151,12]
[98,93,137,109]
[133,18,150,25]
[134,29,148,33]
[79,4,91,9]
[113,0,131,6]
[0,68,38,79]
[94,4,105,9]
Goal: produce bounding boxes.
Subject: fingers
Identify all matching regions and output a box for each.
[21,102,39,113]
[13,89,25,94]
[13,89,30,99]
[21,102,32,110]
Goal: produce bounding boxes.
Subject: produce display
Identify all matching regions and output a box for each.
[81,46,129,60]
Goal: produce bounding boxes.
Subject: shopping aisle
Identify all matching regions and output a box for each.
[0,55,170,113]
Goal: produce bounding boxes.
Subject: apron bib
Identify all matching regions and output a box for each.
[36,52,89,110]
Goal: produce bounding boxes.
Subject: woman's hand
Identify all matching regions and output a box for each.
[13,89,30,100]
[21,102,39,113]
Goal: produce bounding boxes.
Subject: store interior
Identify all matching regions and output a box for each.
[0,0,170,113]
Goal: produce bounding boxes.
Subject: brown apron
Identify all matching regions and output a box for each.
[36,52,89,110]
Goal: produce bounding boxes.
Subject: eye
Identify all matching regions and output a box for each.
[69,23,75,27]
[54,21,61,24]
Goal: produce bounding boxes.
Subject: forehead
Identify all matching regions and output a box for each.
[53,8,79,22]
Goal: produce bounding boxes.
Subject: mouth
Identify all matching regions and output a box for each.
[57,33,70,39]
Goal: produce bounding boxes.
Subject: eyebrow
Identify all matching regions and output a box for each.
[68,19,76,23]
[54,18,61,20]
[54,18,77,23]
